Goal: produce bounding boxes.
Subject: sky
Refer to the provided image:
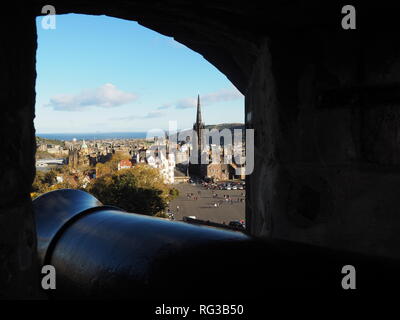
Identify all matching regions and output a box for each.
[34,14,244,134]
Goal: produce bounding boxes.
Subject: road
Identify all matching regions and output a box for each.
[168,182,245,224]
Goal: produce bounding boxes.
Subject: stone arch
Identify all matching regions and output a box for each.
[4,1,400,297]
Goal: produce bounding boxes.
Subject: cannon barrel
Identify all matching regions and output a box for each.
[33,189,400,298]
[33,189,253,299]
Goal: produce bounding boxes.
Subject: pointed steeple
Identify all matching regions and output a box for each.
[196,94,202,125]
[192,94,205,165]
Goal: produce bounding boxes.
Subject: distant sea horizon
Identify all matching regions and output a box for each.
[36,132,149,141]
[36,123,245,141]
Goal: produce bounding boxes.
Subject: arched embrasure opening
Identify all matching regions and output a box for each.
[33,13,246,229]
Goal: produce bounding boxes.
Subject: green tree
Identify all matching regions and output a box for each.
[32,170,57,193]
[88,164,173,216]
[43,170,56,185]
[169,188,180,199]
[32,171,48,193]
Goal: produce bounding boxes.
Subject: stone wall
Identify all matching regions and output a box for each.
[246,27,400,259]
[0,4,41,298]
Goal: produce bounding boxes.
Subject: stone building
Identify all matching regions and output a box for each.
[205,163,230,181]
[118,159,133,170]
[146,147,176,184]
[188,95,236,181]
[68,140,90,168]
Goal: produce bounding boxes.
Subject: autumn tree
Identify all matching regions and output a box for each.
[95,162,113,178]
[32,170,56,193]
[88,164,177,216]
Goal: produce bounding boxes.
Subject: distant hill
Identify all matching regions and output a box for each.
[36,136,64,146]
[176,123,245,143]
[205,123,244,131]
[177,123,244,135]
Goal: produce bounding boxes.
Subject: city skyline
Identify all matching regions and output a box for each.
[35,14,244,134]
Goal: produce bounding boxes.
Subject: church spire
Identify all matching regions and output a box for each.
[196,94,202,125]
[193,94,205,159]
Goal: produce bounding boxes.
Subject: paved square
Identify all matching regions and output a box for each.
[168,183,245,224]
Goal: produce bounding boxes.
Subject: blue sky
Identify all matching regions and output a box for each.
[34,14,244,133]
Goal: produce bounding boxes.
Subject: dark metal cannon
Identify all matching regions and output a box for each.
[33,189,253,299]
[33,189,400,299]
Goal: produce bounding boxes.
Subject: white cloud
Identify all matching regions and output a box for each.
[202,88,243,104]
[174,87,243,109]
[143,111,164,118]
[45,83,137,111]
[111,110,164,121]
[157,104,171,110]
[176,97,197,109]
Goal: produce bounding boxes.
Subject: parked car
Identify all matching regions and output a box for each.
[228,220,245,230]
[183,216,197,221]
